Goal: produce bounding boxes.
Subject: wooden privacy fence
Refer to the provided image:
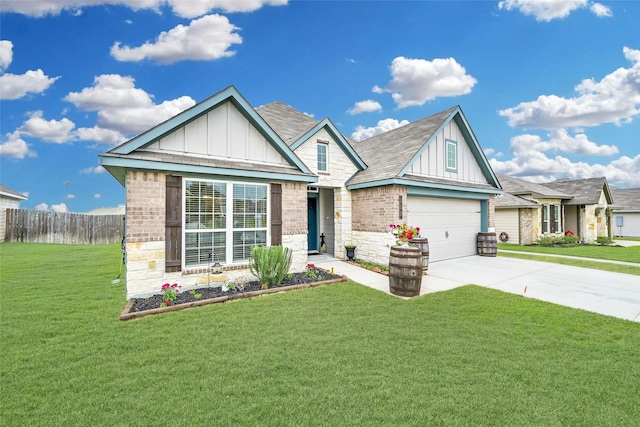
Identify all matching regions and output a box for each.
[4,209,125,245]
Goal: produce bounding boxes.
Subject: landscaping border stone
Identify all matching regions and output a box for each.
[119,275,349,320]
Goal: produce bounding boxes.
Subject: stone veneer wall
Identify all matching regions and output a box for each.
[280,181,308,271]
[519,209,534,245]
[124,173,310,298]
[488,195,496,231]
[350,186,407,265]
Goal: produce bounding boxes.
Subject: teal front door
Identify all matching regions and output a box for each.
[307,196,318,251]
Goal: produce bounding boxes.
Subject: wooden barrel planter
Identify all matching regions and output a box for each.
[477,232,497,257]
[409,237,429,273]
[388,245,423,297]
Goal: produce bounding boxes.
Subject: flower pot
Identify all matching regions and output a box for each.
[345,246,356,261]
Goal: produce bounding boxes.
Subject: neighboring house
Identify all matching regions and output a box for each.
[495,175,614,244]
[100,86,502,298]
[545,177,614,243]
[495,175,572,245]
[609,187,640,237]
[0,184,28,243]
[86,206,126,215]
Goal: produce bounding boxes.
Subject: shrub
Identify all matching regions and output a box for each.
[537,235,559,246]
[249,245,293,288]
[559,235,580,245]
[596,236,614,245]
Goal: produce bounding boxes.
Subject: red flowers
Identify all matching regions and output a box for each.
[161,283,181,305]
[389,224,420,243]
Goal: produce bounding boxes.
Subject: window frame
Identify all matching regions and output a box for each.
[445,139,458,172]
[183,179,269,269]
[317,141,328,172]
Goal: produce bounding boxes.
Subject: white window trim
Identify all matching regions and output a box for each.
[317,141,329,172]
[182,178,270,269]
[445,139,458,172]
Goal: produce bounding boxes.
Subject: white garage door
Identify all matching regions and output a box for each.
[407,197,481,262]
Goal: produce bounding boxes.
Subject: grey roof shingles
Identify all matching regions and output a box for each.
[347,107,457,186]
[545,177,612,205]
[497,174,572,199]
[0,184,27,200]
[495,192,539,208]
[610,187,640,211]
[256,101,318,146]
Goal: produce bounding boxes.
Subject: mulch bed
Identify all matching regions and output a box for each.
[120,269,347,320]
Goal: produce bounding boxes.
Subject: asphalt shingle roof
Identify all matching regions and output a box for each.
[497,174,571,199]
[256,101,318,145]
[347,107,457,186]
[0,183,27,200]
[610,187,640,211]
[545,177,612,205]
[495,192,539,208]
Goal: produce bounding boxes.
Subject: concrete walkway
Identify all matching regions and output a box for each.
[311,253,640,323]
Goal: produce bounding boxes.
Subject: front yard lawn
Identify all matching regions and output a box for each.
[498,242,640,263]
[1,243,638,426]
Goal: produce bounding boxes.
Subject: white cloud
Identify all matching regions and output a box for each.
[0,0,287,18]
[374,56,477,108]
[0,69,60,100]
[509,129,619,156]
[351,118,409,142]
[0,40,13,73]
[0,131,36,159]
[19,111,76,143]
[94,193,102,199]
[75,127,126,145]
[81,165,106,174]
[499,47,640,130]
[51,203,67,213]
[488,131,638,187]
[590,3,613,18]
[111,14,242,64]
[169,0,288,18]
[497,0,611,21]
[35,202,49,211]
[347,99,382,115]
[64,74,195,134]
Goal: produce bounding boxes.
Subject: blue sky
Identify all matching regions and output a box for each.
[1,0,638,212]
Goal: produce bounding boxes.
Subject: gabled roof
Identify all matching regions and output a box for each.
[495,192,539,208]
[257,102,366,171]
[346,106,501,193]
[256,101,318,145]
[497,174,572,199]
[545,177,613,205]
[0,184,27,200]
[611,187,640,211]
[100,86,316,185]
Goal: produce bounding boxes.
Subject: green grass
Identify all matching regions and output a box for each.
[497,243,640,275]
[2,243,639,426]
[497,242,640,263]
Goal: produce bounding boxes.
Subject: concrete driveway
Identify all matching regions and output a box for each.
[422,256,640,322]
[312,253,640,323]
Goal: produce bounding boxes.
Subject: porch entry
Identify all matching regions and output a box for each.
[307,188,335,254]
[307,193,319,251]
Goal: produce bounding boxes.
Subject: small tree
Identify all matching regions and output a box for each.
[249,245,293,288]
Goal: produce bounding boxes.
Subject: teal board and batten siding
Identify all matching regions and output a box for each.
[408,118,489,185]
[146,101,288,167]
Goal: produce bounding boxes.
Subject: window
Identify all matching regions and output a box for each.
[542,204,561,234]
[317,142,328,172]
[184,180,268,268]
[445,139,457,172]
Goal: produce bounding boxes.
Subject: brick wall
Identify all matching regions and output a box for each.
[352,186,407,232]
[125,171,165,242]
[281,182,307,235]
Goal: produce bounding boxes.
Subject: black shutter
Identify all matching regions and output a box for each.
[166,175,182,272]
[550,205,557,234]
[271,183,282,246]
